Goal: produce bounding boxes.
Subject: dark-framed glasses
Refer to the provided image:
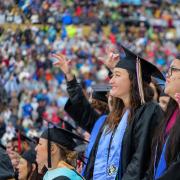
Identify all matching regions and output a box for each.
[167,67,180,77]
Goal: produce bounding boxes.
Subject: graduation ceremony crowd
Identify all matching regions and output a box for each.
[0,0,180,180]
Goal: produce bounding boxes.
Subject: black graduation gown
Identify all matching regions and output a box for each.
[64,77,100,133]
[83,101,163,180]
[0,147,14,179]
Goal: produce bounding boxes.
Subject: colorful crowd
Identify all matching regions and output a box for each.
[0,0,180,180]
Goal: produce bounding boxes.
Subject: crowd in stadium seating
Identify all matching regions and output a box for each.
[0,0,179,144]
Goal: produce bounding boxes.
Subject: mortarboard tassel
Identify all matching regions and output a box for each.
[47,121,52,168]
[62,121,65,129]
[136,57,145,105]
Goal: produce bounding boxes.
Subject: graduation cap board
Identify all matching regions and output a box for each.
[91,84,111,103]
[15,129,37,154]
[41,120,88,168]
[116,44,165,104]
[59,118,77,132]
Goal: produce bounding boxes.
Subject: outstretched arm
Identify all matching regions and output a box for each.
[52,53,100,132]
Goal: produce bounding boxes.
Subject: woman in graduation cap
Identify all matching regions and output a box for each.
[147,57,180,180]
[51,45,165,180]
[83,45,165,180]
[35,123,87,180]
[17,148,42,180]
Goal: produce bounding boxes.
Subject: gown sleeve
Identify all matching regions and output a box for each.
[64,76,100,133]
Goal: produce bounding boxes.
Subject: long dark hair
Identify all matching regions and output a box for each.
[106,70,154,131]
[158,98,178,149]
[90,99,109,115]
[149,98,178,175]
[166,114,180,166]
[151,78,162,102]
[27,162,42,180]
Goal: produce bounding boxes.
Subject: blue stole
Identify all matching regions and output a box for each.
[93,110,129,180]
[43,167,84,180]
[82,115,107,175]
[154,139,168,179]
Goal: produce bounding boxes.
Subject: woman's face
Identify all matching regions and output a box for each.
[165,59,180,99]
[17,158,28,180]
[109,68,131,99]
[35,138,48,170]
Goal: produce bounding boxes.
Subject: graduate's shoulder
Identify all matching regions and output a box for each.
[45,167,84,180]
[137,100,163,115]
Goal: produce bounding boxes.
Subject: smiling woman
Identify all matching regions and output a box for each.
[110,68,131,102]
[106,68,154,131]
[83,45,165,180]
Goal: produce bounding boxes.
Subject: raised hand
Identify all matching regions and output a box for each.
[98,45,119,71]
[51,53,74,81]
[51,53,71,75]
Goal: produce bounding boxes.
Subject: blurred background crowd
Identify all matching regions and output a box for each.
[0,0,180,146]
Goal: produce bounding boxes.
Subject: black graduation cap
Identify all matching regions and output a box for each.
[15,128,37,144]
[20,133,35,143]
[58,118,76,132]
[41,120,88,168]
[91,84,111,103]
[116,44,165,104]
[21,148,36,164]
[14,129,37,154]
[116,44,165,83]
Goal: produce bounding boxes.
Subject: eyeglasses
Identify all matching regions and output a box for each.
[167,67,180,77]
